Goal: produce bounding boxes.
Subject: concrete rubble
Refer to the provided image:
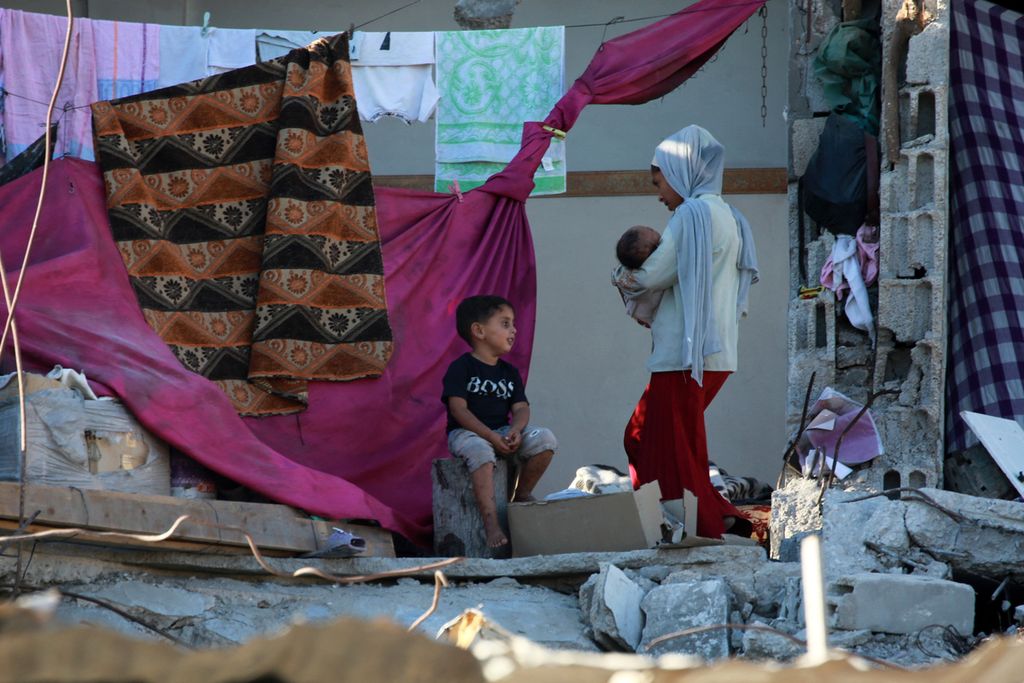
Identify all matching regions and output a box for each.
[5,501,1011,671]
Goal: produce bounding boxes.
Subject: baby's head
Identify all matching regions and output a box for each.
[616,225,661,270]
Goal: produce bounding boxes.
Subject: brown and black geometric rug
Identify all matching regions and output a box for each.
[91,34,392,416]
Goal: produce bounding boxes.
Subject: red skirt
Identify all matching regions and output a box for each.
[624,370,744,539]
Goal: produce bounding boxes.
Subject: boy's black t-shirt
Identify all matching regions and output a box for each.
[441,353,528,433]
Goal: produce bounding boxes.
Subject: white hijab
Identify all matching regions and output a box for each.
[652,125,759,383]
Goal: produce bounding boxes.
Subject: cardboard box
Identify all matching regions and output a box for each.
[658,490,724,549]
[508,481,664,556]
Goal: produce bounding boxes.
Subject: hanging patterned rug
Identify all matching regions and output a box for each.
[92,35,393,416]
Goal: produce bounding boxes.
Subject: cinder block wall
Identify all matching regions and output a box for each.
[786,0,949,491]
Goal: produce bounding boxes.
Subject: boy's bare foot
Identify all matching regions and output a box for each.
[484,520,509,548]
[511,493,537,503]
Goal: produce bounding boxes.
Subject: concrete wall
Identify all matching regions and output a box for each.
[6,0,790,492]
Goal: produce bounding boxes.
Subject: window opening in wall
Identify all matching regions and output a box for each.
[883,469,901,490]
[909,470,926,488]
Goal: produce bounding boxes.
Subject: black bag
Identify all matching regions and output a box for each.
[799,113,878,236]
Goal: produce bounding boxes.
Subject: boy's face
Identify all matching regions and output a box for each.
[652,168,684,211]
[472,305,516,356]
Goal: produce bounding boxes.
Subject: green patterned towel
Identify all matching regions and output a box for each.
[434,26,565,196]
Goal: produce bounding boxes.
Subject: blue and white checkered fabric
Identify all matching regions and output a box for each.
[946,0,1024,453]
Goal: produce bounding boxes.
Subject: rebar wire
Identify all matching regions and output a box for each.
[408,570,449,632]
[0,0,74,600]
[777,371,816,490]
[0,0,73,360]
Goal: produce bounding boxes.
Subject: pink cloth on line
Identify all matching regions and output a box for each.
[91,18,159,99]
[1,0,763,545]
[0,8,99,161]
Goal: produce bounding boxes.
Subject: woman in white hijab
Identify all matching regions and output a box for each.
[622,125,758,539]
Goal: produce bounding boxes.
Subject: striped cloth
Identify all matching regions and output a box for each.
[946,0,1024,452]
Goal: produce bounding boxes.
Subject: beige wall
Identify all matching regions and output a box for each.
[4,0,790,491]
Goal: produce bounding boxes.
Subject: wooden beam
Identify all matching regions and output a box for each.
[0,482,394,557]
[375,168,787,197]
[0,519,265,556]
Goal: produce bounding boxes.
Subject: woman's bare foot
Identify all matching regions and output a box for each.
[484,519,509,548]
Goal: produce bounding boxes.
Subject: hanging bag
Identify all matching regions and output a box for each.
[799,112,879,236]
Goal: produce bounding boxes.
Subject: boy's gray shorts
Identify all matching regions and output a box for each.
[447,425,557,473]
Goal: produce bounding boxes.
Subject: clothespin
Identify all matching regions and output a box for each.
[380,31,391,50]
[542,124,567,139]
[447,180,464,203]
[348,23,355,40]
[200,11,212,38]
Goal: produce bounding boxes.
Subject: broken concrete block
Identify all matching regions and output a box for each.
[827,573,974,635]
[621,567,658,594]
[790,117,827,178]
[769,478,823,561]
[822,489,909,578]
[640,579,731,660]
[905,22,948,86]
[752,562,802,618]
[876,278,934,342]
[903,488,1024,583]
[635,565,673,583]
[585,564,646,652]
[86,581,214,617]
[663,565,753,609]
[740,619,802,661]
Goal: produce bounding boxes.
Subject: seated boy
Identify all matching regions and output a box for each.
[442,295,558,548]
[611,225,664,327]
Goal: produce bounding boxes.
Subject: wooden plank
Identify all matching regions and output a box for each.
[0,519,270,555]
[0,482,394,557]
[375,168,788,197]
[960,411,1024,500]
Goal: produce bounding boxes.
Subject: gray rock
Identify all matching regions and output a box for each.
[622,567,658,594]
[83,581,214,616]
[822,489,908,578]
[827,572,974,635]
[640,579,732,661]
[663,565,753,608]
[740,619,802,661]
[636,565,673,583]
[729,610,744,650]
[752,561,801,617]
[770,478,823,561]
[585,564,646,651]
[903,488,1024,583]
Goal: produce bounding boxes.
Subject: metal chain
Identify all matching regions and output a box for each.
[760,4,768,127]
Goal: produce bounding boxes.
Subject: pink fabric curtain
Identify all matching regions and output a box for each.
[0,0,762,545]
